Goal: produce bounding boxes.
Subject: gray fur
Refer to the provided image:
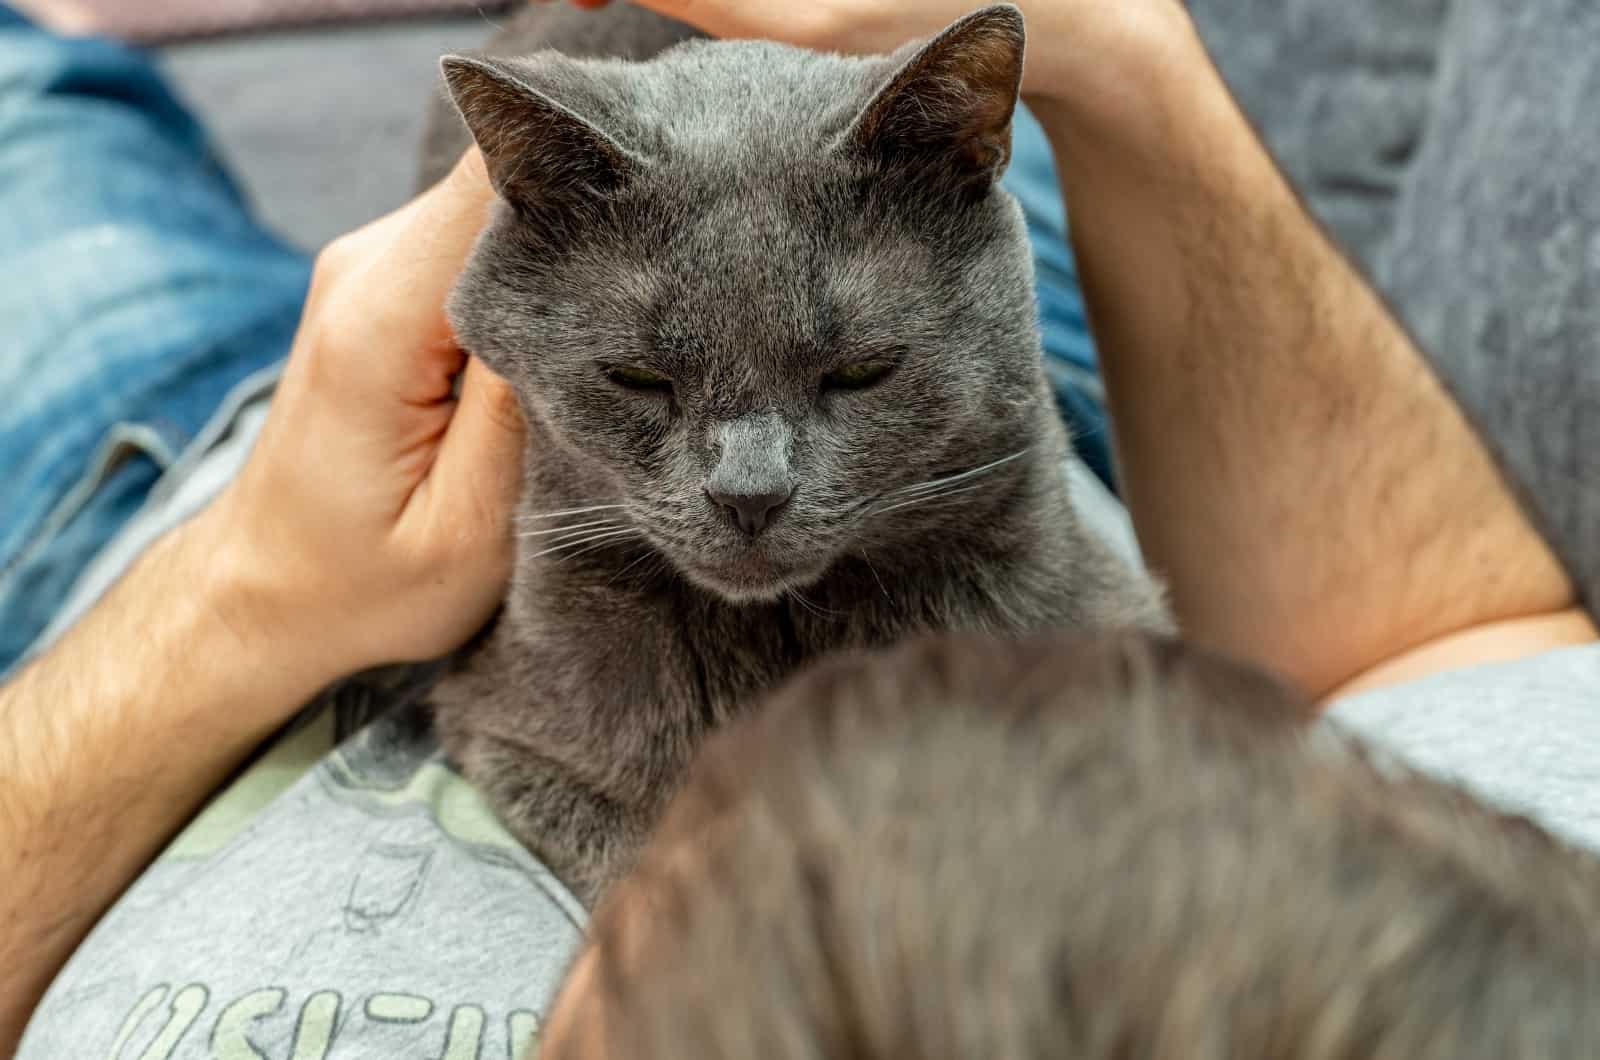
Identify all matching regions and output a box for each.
[424,3,1167,903]
[418,3,702,189]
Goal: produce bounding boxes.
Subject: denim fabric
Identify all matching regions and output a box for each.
[1004,105,1114,491]
[0,8,311,674]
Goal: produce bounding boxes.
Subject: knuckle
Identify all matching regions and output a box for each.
[310,233,364,295]
[307,255,344,307]
[311,239,347,281]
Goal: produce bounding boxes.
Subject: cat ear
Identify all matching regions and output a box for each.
[441,55,634,222]
[845,4,1025,191]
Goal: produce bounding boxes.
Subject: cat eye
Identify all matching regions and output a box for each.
[822,360,896,392]
[606,365,674,392]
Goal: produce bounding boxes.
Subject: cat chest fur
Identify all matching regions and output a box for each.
[430,436,1151,903]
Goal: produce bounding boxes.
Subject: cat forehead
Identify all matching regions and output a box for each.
[633,172,946,317]
[596,41,888,155]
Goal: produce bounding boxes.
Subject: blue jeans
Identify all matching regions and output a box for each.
[1006,107,1113,491]
[0,9,1106,676]
[0,9,312,674]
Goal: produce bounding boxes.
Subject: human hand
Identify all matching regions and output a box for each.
[8,0,100,34]
[206,150,525,687]
[537,0,982,56]
[534,0,1193,101]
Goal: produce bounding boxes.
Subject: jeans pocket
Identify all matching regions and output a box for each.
[0,421,173,675]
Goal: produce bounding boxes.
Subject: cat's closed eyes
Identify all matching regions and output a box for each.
[422,2,1168,904]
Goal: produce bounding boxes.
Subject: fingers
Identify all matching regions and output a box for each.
[429,356,527,538]
[620,0,843,51]
[621,0,745,38]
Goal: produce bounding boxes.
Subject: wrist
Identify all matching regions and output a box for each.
[1022,3,1208,148]
[179,497,345,716]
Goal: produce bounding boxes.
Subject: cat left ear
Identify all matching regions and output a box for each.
[844,5,1025,192]
[441,55,634,224]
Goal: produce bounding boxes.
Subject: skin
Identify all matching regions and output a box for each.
[7,0,97,33]
[0,0,1593,1049]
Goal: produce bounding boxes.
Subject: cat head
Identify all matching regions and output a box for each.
[444,5,1047,603]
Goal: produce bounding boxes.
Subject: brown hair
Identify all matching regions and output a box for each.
[563,632,1600,1059]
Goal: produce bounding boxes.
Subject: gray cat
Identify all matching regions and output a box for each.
[422,2,1168,904]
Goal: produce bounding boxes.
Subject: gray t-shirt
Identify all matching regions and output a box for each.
[19,386,589,1060]
[17,386,1600,1059]
[1331,645,1600,852]
[19,705,583,1060]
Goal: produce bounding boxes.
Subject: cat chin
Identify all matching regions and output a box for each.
[675,553,831,607]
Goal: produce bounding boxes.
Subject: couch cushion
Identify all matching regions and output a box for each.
[1376,0,1600,606]
[1191,0,1451,269]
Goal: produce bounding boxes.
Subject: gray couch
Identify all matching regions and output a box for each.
[164,2,1600,608]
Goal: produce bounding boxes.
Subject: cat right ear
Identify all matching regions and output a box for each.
[441,55,635,225]
[844,5,1025,195]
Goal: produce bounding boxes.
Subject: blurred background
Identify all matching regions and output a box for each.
[136,2,512,249]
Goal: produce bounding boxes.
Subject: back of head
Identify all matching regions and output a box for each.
[569,633,1600,1059]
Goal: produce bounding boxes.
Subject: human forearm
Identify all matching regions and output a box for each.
[0,504,328,1054]
[1025,10,1577,695]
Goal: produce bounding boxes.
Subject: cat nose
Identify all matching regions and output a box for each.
[706,484,793,536]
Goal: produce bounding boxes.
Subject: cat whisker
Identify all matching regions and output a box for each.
[516,519,623,540]
[860,550,895,607]
[607,546,663,588]
[871,480,995,519]
[883,449,1031,500]
[554,530,649,566]
[517,503,629,523]
[787,590,842,621]
[529,523,628,548]
[530,527,644,561]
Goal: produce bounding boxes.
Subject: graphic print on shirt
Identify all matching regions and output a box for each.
[103,984,541,1060]
[21,707,587,1060]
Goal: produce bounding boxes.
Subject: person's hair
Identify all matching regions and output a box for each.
[566,632,1600,1059]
